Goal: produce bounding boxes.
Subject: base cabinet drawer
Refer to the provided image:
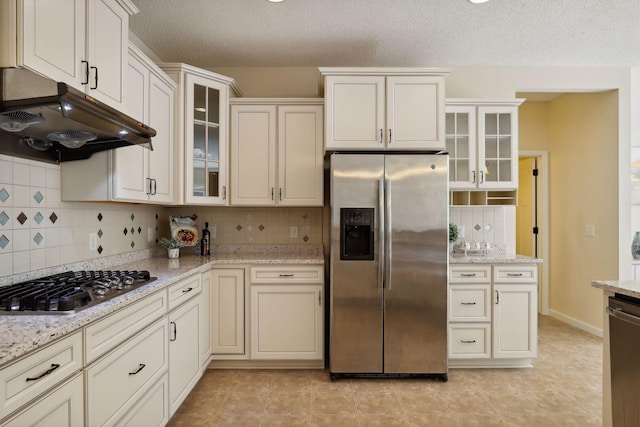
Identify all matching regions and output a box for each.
[168,274,201,311]
[449,324,491,359]
[86,318,168,427]
[1,373,83,427]
[114,373,169,427]
[449,285,491,321]
[0,331,82,421]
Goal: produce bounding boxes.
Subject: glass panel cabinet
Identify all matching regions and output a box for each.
[160,63,240,205]
[446,100,523,191]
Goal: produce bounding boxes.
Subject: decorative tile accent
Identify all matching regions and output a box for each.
[259,224,265,231]
[0,188,8,203]
[303,235,309,242]
[97,229,103,238]
[302,214,309,220]
[236,225,242,231]
[17,212,27,225]
[155,213,158,220]
[247,225,253,232]
[49,212,57,224]
[33,190,44,204]
[123,227,128,236]
[97,245,103,254]
[246,214,253,220]
[247,236,254,242]
[0,234,8,249]
[137,227,142,234]
[130,241,135,248]
[130,213,135,221]
[33,212,44,224]
[474,224,481,231]
[33,232,43,246]
[485,224,493,231]
[97,213,103,222]
[130,227,135,235]
[0,211,8,226]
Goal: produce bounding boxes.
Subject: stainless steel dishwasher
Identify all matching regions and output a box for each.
[607,294,640,426]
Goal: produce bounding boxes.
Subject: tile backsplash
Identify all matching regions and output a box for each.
[0,154,322,280]
[449,206,516,253]
[0,155,159,278]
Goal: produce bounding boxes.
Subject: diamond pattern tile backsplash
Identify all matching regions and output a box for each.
[449,206,516,253]
[0,155,160,277]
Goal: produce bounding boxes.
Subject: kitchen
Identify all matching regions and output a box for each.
[0,0,635,426]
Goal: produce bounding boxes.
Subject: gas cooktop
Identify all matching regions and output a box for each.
[0,270,157,315]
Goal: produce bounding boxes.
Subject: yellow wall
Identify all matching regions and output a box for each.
[519,93,619,330]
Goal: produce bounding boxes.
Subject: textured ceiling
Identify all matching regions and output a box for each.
[129,0,640,68]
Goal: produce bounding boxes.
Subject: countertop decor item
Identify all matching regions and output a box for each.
[170,215,199,246]
[449,223,459,243]
[632,232,640,260]
[159,237,182,258]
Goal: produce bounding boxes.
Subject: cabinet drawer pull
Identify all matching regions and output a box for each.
[128,363,146,376]
[170,321,177,341]
[507,273,524,277]
[460,340,476,344]
[26,363,60,382]
[379,128,383,144]
[460,302,477,305]
[182,287,193,293]
[460,273,477,277]
[279,274,294,277]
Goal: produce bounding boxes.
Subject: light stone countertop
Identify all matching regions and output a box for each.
[450,253,542,264]
[592,280,640,299]
[0,244,323,368]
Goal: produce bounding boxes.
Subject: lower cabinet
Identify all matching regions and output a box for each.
[449,264,538,368]
[86,318,168,427]
[250,284,323,360]
[1,373,83,427]
[211,268,246,356]
[114,374,169,427]
[168,296,201,416]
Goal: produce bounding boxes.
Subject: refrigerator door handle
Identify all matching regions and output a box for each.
[378,178,385,289]
[385,179,392,290]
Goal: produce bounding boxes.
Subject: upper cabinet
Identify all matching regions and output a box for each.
[446,99,524,190]
[320,68,449,152]
[230,99,324,207]
[160,64,242,206]
[0,0,136,110]
[60,43,176,204]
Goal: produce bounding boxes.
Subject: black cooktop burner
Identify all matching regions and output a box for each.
[0,270,156,314]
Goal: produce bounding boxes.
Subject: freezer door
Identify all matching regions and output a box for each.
[383,155,449,374]
[330,154,385,373]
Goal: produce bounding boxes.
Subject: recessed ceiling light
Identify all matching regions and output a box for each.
[468,0,490,3]
[267,0,284,2]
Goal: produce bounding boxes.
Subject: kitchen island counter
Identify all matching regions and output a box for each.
[592,279,640,299]
[0,244,323,367]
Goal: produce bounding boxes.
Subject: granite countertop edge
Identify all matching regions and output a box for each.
[592,280,640,299]
[449,254,542,264]
[0,245,324,368]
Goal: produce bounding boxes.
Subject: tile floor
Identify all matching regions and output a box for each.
[168,315,602,426]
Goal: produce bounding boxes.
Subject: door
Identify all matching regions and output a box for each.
[383,155,449,374]
[477,106,519,188]
[517,157,536,256]
[148,72,175,203]
[169,298,200,415]
[492,283,537,358]
[446,106,477,189]
[211,268,245,355]
[330,154,384,373]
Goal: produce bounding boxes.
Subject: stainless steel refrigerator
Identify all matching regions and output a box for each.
[329,153,449,380]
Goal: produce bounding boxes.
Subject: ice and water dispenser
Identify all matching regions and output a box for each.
[340,208,374,260]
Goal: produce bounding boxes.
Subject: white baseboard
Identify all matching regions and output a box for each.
[548,309,603,337]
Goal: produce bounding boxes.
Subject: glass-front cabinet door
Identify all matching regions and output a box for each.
[446,105,476,189]
[477,106,519,189]
[185,74,229,205]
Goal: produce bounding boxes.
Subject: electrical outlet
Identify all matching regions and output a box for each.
[89,232,97,251]
[211,226,217,239]
[147,227,154,242]
[290,226,299,238]
[585,224,595,237]
[459,226,466,238]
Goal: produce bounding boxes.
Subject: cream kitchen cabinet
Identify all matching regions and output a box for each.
[1,373,84,427]
[199,270,213,371]
[211,268,246,357]
[492,265,538,359]
[446,99,524,190]
[320,68,448,151]
[61,43,176,204]
[250,266,324,361]
[160,63,242,205]
[168,293,200,416]
[449,264,538,367]
[0,0,136,110]
[230,99,324,206]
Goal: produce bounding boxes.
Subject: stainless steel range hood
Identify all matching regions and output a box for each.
[0,68,155,162]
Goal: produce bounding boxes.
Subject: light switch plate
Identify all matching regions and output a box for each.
[89,232,97,250]
[585,224,595,237]
[290,226,299,238]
